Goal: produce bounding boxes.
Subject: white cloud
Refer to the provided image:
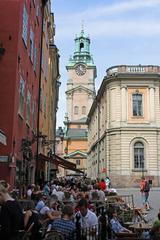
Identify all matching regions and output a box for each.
[56,20,160,39]
[55,0,160,39]
[56,0,160,21]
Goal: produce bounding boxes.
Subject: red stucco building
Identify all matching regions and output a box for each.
[0,0,44,188]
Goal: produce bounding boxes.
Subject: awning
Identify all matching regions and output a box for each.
[0,130,6,145]
[38,153,84,174]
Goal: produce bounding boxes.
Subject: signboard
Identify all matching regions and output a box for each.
[0,156,9,163]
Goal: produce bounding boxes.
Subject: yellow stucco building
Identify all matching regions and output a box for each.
[37,1,60,182]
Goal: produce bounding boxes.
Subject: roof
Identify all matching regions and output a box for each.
[65,128,88,139]
[65,150,87,158]
[70,117,87,124]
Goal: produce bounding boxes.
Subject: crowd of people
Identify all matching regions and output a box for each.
[0,177,159,240]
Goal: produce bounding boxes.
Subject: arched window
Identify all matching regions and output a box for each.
[132,93,143,116]
[82,106,86,114]
[134,142,144,169]
[80,42,84,52]
[74,106,78,115]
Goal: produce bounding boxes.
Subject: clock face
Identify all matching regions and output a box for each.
[75,64,86,76]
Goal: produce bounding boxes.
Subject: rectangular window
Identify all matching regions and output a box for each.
[134,148,144,168]
[22,5,28,46]
[34,46,37,72]
[26,90,31,123]
[30,27,34,62]
[41,50,44,71]
[76,159,80,165]
[19,77,25,115]
[74,106,78,115]
[132,93,143,116]
[32,100,36,130]
[40,88,42,110]
[44,96,46,118]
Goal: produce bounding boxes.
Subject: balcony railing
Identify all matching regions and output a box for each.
[106,65,160,76]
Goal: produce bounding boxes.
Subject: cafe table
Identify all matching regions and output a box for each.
[129,222,152,239]
[129,223,152,231]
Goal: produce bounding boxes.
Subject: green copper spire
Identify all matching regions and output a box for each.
[67,28,95,67]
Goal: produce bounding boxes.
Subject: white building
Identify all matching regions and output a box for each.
[87,65,160,187]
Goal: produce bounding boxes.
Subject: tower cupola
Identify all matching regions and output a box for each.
[68,29,95,67]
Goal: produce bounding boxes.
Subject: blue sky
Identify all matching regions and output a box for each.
[51,0,160,126]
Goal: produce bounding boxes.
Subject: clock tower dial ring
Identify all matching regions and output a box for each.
[75,64,86,76]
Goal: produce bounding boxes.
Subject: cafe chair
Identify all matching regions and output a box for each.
[114,232,139,240]
[44,230,65,240]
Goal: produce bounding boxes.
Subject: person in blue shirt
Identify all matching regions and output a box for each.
[49,205,76,240]
[110,210,132,233]
[43,182,50,196]
[35,194,47,212]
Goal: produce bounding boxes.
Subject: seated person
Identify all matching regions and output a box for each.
[150,213,160,240]
[24,201,42,240]
[35,194,47,212]
[49,205,75,240]
[39,199,61,222]
[110,210,132,234]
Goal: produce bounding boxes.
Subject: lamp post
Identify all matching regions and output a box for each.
[142,156,144,178]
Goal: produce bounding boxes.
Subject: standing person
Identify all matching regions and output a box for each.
[143,179,150,210]
[98,179,106,191]
[77,198,98,237]
[43,182,50,196]
[139,177,146,208]
[0,180,24,240]
[139,177,150,210]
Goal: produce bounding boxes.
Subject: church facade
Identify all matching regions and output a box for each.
[63,29,96,173]
[87,65,160,187]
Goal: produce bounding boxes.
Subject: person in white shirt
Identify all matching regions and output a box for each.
[77,198,98,238]
[55,186,64,202]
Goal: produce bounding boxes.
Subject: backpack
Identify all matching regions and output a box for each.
[144,181,150,192]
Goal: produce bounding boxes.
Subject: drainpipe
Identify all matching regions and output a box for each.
[35,0,48,183]
[97,102,100,178]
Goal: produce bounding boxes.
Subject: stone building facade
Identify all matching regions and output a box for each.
[87,65,160,187]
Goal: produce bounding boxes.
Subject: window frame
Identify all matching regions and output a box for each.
[74,106,79,115]
[132,92,143,117]
[134,141,145,170]
[82,106,86,115]
[22,5,28,47]
[29,27,34,63]
[76,159,81,165]
[19,77,25,116]
[26,90,31,124]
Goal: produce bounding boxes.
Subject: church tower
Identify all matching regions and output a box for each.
[63,29,96,174]
[66,29,96,121]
